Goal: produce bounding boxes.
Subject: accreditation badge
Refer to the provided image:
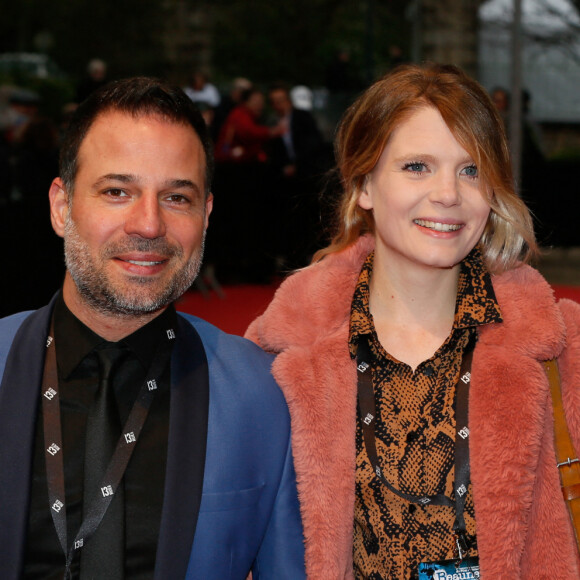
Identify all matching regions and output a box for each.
[418,556,480,580]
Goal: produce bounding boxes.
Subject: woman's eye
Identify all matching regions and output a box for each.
[404,162,426,172]
[462,165,478,178]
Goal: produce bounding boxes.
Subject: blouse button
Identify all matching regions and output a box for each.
[406,431,418,443]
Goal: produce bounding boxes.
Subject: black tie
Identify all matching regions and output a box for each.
[81,345,127,579]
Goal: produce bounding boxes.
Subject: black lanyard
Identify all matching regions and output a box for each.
[356,334,475,552]
[40,319,176,578]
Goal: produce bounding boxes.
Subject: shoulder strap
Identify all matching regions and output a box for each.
[545,358,580,550]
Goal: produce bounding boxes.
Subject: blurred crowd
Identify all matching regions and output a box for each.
[0,56,564,316]
[0,59,341,316]
[199,75,334,284]
[0,59,114,317]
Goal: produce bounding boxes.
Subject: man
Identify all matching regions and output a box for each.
[267,84,327,269]
[268,84,323,181]
[183,71,221,109]
[0,77,305,579]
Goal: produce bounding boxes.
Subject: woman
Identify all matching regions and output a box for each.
[214,88,285,164]
[246,63,580,579]
[211,88,288,283]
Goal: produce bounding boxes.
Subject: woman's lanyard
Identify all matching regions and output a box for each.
[356,333,475,556]
[40,319,175,578]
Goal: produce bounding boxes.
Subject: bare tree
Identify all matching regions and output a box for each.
[482,0,580,64]
[527,0,580,63]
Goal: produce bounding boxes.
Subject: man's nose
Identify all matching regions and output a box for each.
[123,195,166,238]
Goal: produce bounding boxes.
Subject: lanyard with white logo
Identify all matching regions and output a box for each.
[356,333,475,555]
[40,318,175,578]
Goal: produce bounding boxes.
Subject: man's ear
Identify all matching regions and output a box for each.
[49,178,69,238]
[204,193,213,230]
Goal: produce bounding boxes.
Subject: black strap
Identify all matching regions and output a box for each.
[356,334,475,546]
[41,320,176,578]
[453,346,473,548]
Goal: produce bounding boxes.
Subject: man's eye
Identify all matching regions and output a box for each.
[104,189,127,197]
[167,194,189,203]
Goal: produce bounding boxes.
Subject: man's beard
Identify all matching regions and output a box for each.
[63,213,205,317]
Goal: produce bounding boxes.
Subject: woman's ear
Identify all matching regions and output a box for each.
[357,176,373,210]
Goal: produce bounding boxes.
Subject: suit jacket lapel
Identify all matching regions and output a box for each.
[0,301,54,579]
[154,314,209,579]
[0,303,209,578]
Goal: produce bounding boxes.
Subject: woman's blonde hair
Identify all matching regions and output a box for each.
[315,63,537,273]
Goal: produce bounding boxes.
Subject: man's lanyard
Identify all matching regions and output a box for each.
[356,333,475,554]
[40,319,176,578]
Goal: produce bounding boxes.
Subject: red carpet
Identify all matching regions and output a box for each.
[176,282,281,336]
[176,282,580,336]
[553,285,580,303]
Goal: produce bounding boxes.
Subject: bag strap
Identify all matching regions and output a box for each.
[544,358,580,549]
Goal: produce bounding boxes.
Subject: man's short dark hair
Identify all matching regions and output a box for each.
[60,76,214,196]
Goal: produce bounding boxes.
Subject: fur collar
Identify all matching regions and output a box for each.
[250,235,566,361]
[247,235,577,579]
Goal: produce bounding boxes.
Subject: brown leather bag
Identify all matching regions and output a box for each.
[545,358,580,551]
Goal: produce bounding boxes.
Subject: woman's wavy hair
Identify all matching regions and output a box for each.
[315,62,537,273]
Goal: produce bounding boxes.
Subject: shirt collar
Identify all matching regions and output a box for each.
[455,246,503,329]
[349,252,374,346]
[348,246,502,357]
[54,292,177,378]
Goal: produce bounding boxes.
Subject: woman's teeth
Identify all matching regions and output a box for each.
[414,219,462,232]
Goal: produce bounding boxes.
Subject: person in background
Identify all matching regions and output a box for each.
[183,70,221,126]
[2,93,64,316]
[247,63,580,579]
[183,71,221,109]
[76,59,108,104]
[268,83,326,268]
[215,88,285,165]
[0,77,305,580]
[211,88,287,282]
[268,83,323,181]
[12,116,59,201]
[325,49,361,93]
[3,89,40,144]
[211,76,252,142]
[490,86,509,117]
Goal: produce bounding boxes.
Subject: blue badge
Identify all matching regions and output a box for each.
[418,557,480,580]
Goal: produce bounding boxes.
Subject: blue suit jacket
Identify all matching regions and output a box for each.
[0,299,305,579]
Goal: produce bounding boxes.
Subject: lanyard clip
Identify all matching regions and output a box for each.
[455,532,469,561]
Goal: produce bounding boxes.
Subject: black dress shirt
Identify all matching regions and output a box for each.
[23,293,176,579]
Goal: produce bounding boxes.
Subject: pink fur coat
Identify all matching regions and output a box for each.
[246,235,580,579]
